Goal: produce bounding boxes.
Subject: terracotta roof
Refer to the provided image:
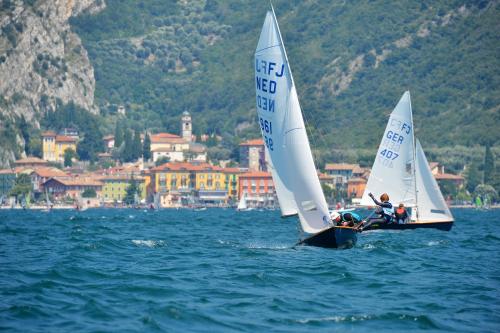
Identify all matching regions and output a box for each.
[352,166,365,174]
[42,131,56,137]
[222,167,244,174]
[435,173,464,180]
[101,175,145,181]
[46,177,103,187]
[0,168,15,174]
[55,135,77,142]
[14,157,47,165]
[103,135,114,141]
[239,171,272,178]
[239,138,264,146]
[325,163,359,171]
[31,167,68,178]
[151,147,176,152]
[347,177,367,184]
[151,162,222,172]
[151,133,181,140]
[318,172,333,180]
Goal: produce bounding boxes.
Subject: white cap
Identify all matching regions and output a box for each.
[330,211,340,221]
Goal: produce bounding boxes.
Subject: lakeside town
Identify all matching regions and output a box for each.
[2,110,486,210]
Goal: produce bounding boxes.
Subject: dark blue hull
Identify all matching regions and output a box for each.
[363,221,453,231]
[297,226,358,249]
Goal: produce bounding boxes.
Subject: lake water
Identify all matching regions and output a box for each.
[0,208,499,332]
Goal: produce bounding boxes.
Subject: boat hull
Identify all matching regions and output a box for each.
[363,221,453,231]
[297,226,358,249]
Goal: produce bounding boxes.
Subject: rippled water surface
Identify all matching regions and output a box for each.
[1,208,499,332]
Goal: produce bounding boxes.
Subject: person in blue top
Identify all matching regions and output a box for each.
[357,192,394,230]
[332,211,362,227]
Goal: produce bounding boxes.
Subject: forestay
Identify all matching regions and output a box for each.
[415,139,454,222]
[360,91,416,207]
[255,10,330,233]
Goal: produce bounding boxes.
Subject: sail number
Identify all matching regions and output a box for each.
[259,117,274,151]
[380,149,399,160]
[259,117,272,135]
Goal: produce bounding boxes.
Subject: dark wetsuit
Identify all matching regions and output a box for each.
[336,212,361,227]
[362,196,394,228]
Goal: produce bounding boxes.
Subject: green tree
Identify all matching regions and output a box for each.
[64,147,76,167]
[81,188,97,198]
[114,121,123,148]
[9,173,32,198]
[155,156,170,166]
[143,132,151,161]
[132,129,142,160]
[465,162,482,193]
[474,184,498,203]
[484,145,495,185]
[123,176,139,205]
[122,129,133,162]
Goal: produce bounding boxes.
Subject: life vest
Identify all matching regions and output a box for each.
[395,208,406,216]
[382,204,394,220]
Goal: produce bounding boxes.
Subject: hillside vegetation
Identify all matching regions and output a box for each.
[69,0,499,152]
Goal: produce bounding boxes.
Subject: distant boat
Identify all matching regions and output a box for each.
[360,91,454,231]
[255,8,357,248]
[42,189,52,212]
[236,194,253,211]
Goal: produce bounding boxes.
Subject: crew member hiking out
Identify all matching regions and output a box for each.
[357,192,394,230]
[331,211,361,227]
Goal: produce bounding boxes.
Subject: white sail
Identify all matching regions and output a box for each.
[265,147,298,216]
[255,10,330,233]
[361,91,416,207]
[237,194,247,210]
[415,139,454,222]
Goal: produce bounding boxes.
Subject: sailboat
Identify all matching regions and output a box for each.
[360,91,454,231]
[255,8,358,248]
[236,193,253,211]
[42,189,52,212]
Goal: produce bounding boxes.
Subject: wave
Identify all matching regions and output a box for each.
[131,239,165,248]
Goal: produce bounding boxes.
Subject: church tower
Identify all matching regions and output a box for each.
[181,111,192,142]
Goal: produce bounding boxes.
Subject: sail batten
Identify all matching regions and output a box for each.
[255,11,330,234]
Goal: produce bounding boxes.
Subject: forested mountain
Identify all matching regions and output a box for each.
[1,0,498,168]
[70,0,499,149]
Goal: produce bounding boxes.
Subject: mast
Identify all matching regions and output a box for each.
[408,91,419,221]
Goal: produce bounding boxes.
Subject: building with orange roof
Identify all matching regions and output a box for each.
[14,157,48,168]
[325,163,361,187]
[239,138,267,172]
[149,162,233,206]
[42,130,78,162]
[29,167,69,192]
[238,171,276,208]
[42,176,103,200]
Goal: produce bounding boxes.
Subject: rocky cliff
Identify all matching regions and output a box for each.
[0,0,104,167]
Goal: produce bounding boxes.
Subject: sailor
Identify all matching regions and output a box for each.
[357,193,394,230]
[394,203,409,224]
[331,211,361,227]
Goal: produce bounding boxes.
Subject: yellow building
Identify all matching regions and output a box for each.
[42,131,78,163]
[101,175,146,203]
[151,162,233,205]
